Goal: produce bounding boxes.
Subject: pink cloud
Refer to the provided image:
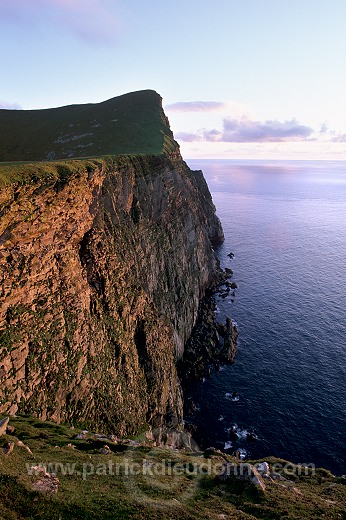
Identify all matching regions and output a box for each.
[331,133,346,143]
[221,118,313,142]
[176,118,314,143]
[175,132,203,142]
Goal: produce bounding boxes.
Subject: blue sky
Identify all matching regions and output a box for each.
[1,0,345,159]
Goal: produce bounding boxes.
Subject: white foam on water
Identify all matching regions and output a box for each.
[236,429,249,440]
[238,448,247,460]
[225,392,240,401]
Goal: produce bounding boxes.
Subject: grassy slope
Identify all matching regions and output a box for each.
[0,157,108,188]
[0,90,177,163]
[0,416,345,520]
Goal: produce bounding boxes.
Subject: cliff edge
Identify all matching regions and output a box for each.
[0,91,224,435]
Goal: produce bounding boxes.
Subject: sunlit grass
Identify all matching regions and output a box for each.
[0,415,345,519]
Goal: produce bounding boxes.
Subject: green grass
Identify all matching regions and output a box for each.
[0,90,178,163]
[0,154,170,188]
[0,415,346,519]
[0,159,98,188]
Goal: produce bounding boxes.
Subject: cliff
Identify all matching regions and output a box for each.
[0,90,177,162]
[0,97,224,434]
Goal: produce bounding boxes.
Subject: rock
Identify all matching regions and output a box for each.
[31,466,59,493]
[225,268,233,276]
[0,154,223,436]
[246,432,258,443]
[6,425,15,435]
[75,432,87,439]
[2,442,15,456]
[256,462,270,476]
[94,434,108,440]
[0,417,9,436]
[204,447,224,458]
[218,462,266,492]
[145,429,155,442]
[230,282,238,289]
[127,440,141,447]
[150,427,200,452]
[251,474,266,491]
[221,319,238,363]
[227,252,234,259]
[100,445,111,455]
[217,324,228,338]
[16,440,33,455]
[272,474,288,481]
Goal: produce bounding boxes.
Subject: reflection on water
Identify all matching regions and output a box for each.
[185,160,346,475]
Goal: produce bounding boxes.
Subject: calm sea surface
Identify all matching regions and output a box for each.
[186,160,346,476]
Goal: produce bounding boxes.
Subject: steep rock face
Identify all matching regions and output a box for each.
[0,154,223,435]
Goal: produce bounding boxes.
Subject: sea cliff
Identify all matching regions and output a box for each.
[1,91,344,520]
[0,148,223,435]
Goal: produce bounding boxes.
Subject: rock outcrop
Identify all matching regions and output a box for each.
[0,152,224,435]
[218,462,267,492]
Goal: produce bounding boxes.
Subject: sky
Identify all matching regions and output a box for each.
[1,0,345,160]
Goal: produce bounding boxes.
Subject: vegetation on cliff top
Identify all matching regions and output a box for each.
[0,154,163,188]
[1,415,346,520]
[0,90,178,163]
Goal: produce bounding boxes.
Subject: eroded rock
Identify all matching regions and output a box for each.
[0,417,9,436]
[2,441,14,456]
[31,465,59,493]
[218,462,266,492]
[0,154,223,436]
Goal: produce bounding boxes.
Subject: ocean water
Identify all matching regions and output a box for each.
[186,159,346,476]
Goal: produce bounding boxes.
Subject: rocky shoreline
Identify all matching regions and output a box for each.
[178,264,238,384]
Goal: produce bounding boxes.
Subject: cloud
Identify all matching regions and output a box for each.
[0,0,122,45]
[175,132,203,142]
[165,101,226,112]
[0,101,22,110]
[319,122,328,134]
[331,133,346,142]
[203,129,224,142]
[176,117,314,143]
[222,118,313,142]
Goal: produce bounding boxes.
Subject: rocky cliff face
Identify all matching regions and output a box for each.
[0,153,223,435]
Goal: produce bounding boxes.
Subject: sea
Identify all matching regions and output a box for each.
[185,159,346,476]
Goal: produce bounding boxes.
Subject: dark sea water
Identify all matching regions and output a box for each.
[186,159,346,476]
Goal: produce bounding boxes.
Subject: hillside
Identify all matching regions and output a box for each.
[1,415,346,520]
[0,90,177,163]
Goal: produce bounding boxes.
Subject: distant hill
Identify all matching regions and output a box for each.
[0,90,178,162]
